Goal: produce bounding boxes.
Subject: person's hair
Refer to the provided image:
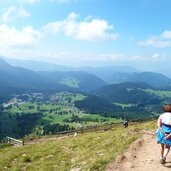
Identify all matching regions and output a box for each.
[163,104,171,112]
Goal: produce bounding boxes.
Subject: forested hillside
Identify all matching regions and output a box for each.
[94,82,160,104]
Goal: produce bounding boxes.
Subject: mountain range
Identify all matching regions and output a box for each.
[103,71,171,88]
[1,57,171,103]
[0,58,106,96]
[2,57,171,89]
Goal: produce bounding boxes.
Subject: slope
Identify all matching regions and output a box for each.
[39,71,107,92]
[0,121,156,171]
[94,82,160,104]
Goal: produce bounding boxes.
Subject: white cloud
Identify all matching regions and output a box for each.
[0,46,167,66]
[151,53,166,61]
[75,19,117,41]
[161,30,171,39]
[139,30,171,48]
[0,0,75,4]
[2,6,30,22]
[90,53,125,61]
[0,24,42,49]
[0,0,40,4]
[30,52,149,63]
[49,0,74,3]
[43,12,118,41]
[39,52,126,64]
[17,0,40,4]
[131,55,147,61]
[131,53,166,62]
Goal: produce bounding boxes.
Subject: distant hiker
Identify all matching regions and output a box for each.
[157,104,171,164]
[73,132,78,138]
[123,120,128,128]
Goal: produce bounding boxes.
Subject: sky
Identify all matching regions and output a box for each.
[0,0,171,74]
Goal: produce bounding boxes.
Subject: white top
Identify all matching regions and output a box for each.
[161,112,171,125]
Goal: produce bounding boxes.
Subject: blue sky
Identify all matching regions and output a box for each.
[0,0,171,74]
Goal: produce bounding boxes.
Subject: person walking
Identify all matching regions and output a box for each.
[157,104,171,164]
[123,120,128,128]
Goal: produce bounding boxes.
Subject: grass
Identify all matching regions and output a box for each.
[0,120,156,171]
[145,89,171,98]
[4,102,38,114]
[113,102,132,108]
[40,113,122,128]
[60,78,80,88]
[3,100,122,128]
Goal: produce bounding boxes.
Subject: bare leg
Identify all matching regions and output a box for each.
[160,143,165,158]
[164,145,170,158]
[160,144,166,164]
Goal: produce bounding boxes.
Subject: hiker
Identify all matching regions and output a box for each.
[123,120,128,128]
[73,132,78,138]
[157,104,171,164]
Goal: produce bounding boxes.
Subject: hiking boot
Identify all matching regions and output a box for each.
[160,157,166,164]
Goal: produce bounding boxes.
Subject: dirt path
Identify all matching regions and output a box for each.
[106,131,171,171]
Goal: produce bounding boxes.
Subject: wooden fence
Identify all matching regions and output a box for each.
[56,122,123,138]
[1,136,24,146]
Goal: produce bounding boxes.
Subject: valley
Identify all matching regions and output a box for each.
[0,91,121,140]
[1,84,171,141]
[1,58,171,170]
[1,57,171,141]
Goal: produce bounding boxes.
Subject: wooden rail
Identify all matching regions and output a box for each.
[1,136,24,146]
[56,122,123,137]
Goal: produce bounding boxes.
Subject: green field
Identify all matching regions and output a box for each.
[1,92,122,140]
[113,102,132,108]
[4,101,121,126]
[60,78,80,88]
[145,89,171,98]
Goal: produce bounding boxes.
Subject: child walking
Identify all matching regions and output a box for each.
[157,104,171,164]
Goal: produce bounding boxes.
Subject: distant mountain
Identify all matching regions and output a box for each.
[0,59,60,90]
[94,82,160,104]
[102,72,135,83]
[1,57,171,91]
[2,57,140,75]
[107,72,171,89]
[39,71,107,92]
[0,59,75,99]
[3,57,72,72]
[75,65,140,82]
[0,59,106,100]
[77,66,171,89]
[0,58,14,70]
[129,72,171,89]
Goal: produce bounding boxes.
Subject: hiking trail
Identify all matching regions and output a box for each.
[106,130,171,171]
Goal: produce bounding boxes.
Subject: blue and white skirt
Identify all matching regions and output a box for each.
[157,125,171,146]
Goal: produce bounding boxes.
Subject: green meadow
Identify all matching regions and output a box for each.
[0,121,156,171]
